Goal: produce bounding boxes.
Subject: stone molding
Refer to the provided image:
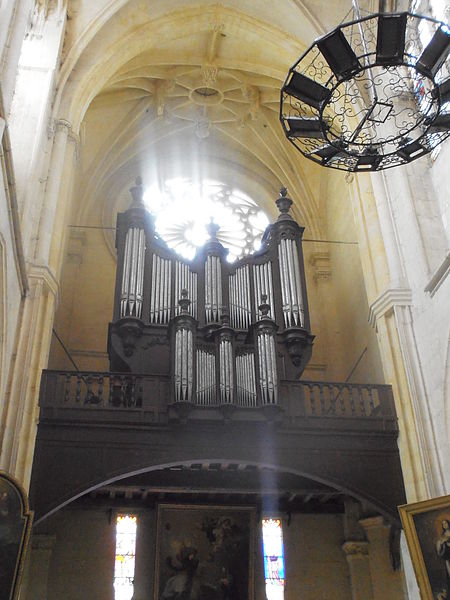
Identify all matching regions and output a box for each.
[368,287,412,328]
[28,264,60,301]
[342,540,370,556]
[424,251,450,297]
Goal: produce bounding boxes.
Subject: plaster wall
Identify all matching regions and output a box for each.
[310,171,385,384]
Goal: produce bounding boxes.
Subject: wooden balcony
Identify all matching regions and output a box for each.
[38,369,397,429]
[31,369,405,524]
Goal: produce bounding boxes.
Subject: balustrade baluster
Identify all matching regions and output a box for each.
[64,373,71,404]
[129,379,136,407]
[309,384,316,416]
[349,385,356,416]
[319,385,326,415]
[359,387,366,415]
[75,375,82,403]
[339,385,346,415]
[98,376,104,406]
[86,375,93,404]
[368,387,375,414]
[138,378,143,407]
[120,376,126,406]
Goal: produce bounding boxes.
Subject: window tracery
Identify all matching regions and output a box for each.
[144,178,269,262]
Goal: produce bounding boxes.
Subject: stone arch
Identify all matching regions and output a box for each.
[33,458,398,525]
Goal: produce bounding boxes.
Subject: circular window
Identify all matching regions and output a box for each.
[144,179,269,262]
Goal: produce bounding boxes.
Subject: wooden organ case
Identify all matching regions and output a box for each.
[108,179,314,415]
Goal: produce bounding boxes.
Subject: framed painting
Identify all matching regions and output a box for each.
[399,494,450,600]
[0,471,33,600]
[155,504,255,600]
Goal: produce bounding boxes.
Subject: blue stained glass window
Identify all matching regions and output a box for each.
[262,518,285,600]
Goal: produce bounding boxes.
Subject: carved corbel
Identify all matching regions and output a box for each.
[117,317,144,357]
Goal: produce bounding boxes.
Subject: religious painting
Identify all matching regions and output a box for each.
[399,494,450,600]
[0,471,33,600]
[155,504,255,600]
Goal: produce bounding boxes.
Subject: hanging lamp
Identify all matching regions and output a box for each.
[280,1,450,171]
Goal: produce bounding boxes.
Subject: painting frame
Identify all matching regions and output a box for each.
[399,494,450,600]
[0,470,34,600]
[154,503,256,600]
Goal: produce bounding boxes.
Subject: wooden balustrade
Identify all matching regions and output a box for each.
[39,370,397,431]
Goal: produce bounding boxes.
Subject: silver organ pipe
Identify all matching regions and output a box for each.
[229,264,251,329]
[196,349,216,405]
[175,261,197,319]
[278,238,304,327]
[236,353,257,407]
[253,262,274,319]
[205,255,222,323]
[120,227,145,318]
[257,332,278,405]
[219,339,234,404]
[174,327,193,402]
[150,254,172,324]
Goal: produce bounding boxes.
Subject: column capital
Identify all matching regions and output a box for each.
[28,263,59,301]
[368,287,412,327]
[342,540,369,556]
[54,118,72,135]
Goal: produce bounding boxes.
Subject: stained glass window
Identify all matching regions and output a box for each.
[262,518,285,600]
[114,514,137,600]
[143,178,269,262]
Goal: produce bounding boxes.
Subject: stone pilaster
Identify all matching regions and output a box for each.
[0,265,58,487]
[360,517,406,600]
[342,540,374,600]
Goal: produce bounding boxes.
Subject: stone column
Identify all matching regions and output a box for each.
[360,517,406,600]
[49,126,79,280]
[36,119,72,266]
[342,540,374,600]
[0,266,58,486]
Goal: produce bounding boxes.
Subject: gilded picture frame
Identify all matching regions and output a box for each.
[0,471,34,600]
[399,494,450,600]
[154,504,255,600]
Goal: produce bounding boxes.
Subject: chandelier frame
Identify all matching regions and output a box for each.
[280,11,450,172]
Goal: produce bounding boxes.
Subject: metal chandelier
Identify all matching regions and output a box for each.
[280,3,450,171]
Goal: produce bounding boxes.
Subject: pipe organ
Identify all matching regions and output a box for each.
[108,179,314,413]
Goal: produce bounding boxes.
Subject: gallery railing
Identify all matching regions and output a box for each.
[39,370,397,430]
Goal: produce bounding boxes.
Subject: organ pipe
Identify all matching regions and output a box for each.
[229,264,251,329]
[278,237,304,328]
[219,338,234,404]
[175,261,197,319]
[120,227,145,318]
[257,331,278,405]
[253,262,274,319]
[150,254,172,324]
[236,353,257,407]
[196,349,216,405]
[205,255,222,323]
[174,327,193,402]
